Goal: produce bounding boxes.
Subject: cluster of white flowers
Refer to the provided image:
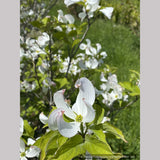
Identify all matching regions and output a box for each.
[78,39,107,69]
[59,39,107,75]
[20,32,49,62]
[59,57,81,75]
[55,10,76,33]
[20,117,40,160]
[64,0,114,21]
[20,81,36,92]
[100,73,128,106]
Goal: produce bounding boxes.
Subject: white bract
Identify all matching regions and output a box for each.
[48,77,95,138]
[99,7,114,19]
[20,139,40,160]
[20,117,24,137]
[39,112,48,124]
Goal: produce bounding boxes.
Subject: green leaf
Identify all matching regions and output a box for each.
[54,78,69,89]
[91,129,108,144]
[102,122,127,143]
[68,30,77,37]
[34,130,59,160]
[51,134,86,160]
[46,135,68,158]
[84,135,113,158]
[72,39,81,48]
[93,104,105,124]
[30,20,43,28]
[23,120,34,138]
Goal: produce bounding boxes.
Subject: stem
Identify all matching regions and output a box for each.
[42,0,59,18]
[111,96,139,120]
[65,16,91,78]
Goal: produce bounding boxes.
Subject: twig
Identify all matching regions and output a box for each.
[111,96,139,120]
[65,15,91,78]
[42,0,59,18]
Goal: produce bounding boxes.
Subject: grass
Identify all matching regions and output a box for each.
[86,19,140,82]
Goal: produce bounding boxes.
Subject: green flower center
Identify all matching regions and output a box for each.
[75,115,83,122]
[21,152,26,157]
[115,95,118,98]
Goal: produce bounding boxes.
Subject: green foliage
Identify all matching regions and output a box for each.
[101,0,140,34]
[23,119,35,138]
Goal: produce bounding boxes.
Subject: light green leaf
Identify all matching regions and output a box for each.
[51,134,85,160]
[34,130,59,160]
[23,120,34,138]
[102,122,127,143]
[72,39,81,48]
[54,78,69,89]
[93,104,105,124]
[84,135,113,158]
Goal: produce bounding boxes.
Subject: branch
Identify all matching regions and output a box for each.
[42,0,59,18]
[111,96,139,120]
[65,15,91,78]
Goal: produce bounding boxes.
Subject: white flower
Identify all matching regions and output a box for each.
[58,10,75,24]
[36,32,49,48]
[100,7,114,19]
[20,117,24,137]
[20,139,40,160]
[48,77,95,138]
[38,60,50,73]
[85,57,99,69]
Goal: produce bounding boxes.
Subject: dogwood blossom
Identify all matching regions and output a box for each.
[36,32,49,48]
[64,0,114,21]
[56,10,76,33]
[20,139,40,160]
[79,39,107,69]
[48,77,95,138]
[100,73,124,106]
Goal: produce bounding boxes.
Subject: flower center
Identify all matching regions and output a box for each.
[75,115,83,122]
[21,152,26,157]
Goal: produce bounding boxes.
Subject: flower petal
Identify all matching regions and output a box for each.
[82,100,95,123]
[20,117,24,137]
[25,146,40,158]
[75,77,95,105]
[27,138,35,146]
[79,43,86,50]
[20,139,25,153]
[54,90,76,119]
[48,108,61,131]
[78,12,86,21]
[64,0,81,7]
[57,115,80,138]
[100,7,114,19]
[65,14,75,24]
[39,112,48,124]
